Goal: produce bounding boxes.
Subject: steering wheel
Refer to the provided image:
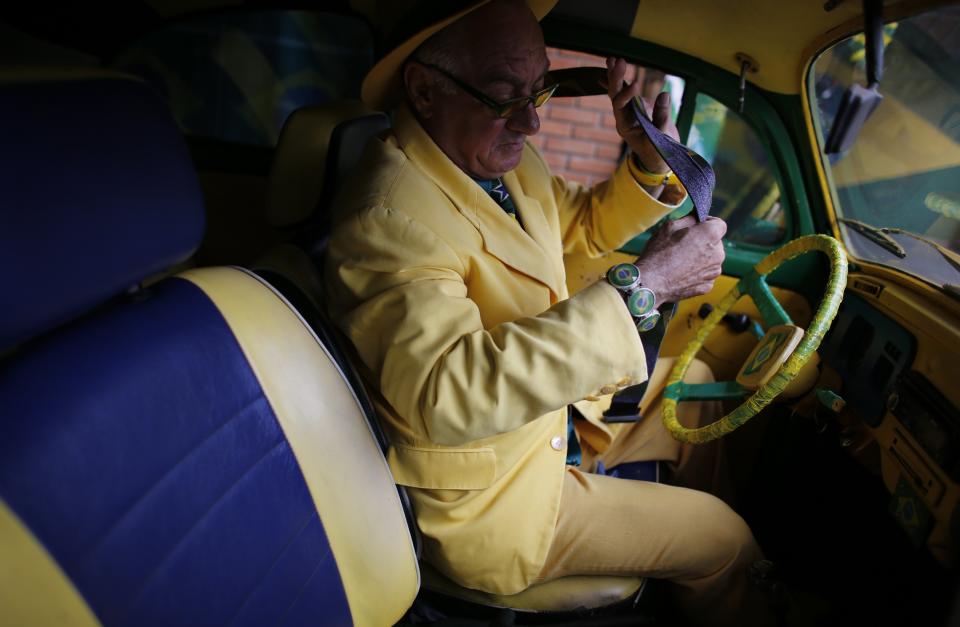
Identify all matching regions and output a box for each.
[661,234,848,444]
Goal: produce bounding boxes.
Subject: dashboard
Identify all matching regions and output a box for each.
[820,274,960,566]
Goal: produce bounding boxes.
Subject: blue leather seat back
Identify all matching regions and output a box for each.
[0,73,418,626]
[0,74,204,350]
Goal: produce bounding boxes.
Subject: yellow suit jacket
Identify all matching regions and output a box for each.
[324,104,677,594]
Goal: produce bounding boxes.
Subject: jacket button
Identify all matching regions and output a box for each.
[550,436,566,451]
[600,384,617,395]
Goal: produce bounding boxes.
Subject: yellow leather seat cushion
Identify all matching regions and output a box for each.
[420,562,645,612]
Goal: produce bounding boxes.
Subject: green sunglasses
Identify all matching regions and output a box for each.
[415,61,559,119]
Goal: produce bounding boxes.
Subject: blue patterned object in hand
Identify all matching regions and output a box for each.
[629,97,715,222]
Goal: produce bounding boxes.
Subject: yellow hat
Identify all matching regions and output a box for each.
[360,0,558,111]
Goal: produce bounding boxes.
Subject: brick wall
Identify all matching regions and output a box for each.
[530,47,673,186]
[529,48,623,186]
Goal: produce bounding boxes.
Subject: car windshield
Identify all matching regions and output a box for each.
[810,6,960,291]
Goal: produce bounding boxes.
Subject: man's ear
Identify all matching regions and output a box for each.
[403,63,435,118]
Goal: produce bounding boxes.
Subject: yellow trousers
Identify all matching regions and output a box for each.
[535,358,767,626]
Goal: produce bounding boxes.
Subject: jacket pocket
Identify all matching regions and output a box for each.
[387,444,497,490]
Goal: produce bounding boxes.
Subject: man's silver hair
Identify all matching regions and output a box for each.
[408,0,528,97]
[411,20,468,96]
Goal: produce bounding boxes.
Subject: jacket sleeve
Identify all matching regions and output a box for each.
[526,145,682,258]
[324,205,647,446]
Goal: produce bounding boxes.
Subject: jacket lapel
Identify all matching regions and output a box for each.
[394,105,562,298]
[501,170,567,300]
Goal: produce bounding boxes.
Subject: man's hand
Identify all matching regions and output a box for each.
[606,57,677,174]
[634,216,727,305]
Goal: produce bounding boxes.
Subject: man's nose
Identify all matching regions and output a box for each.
[507,102,540,136]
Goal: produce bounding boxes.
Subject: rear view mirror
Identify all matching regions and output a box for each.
[824,83,883,154]
[824,0,885,155]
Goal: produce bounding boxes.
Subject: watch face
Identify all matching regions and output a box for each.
[626,287,656,317]
[636,310,661,333]
[607,263,640,289]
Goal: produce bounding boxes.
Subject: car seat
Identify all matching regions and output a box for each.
[255,102,391,308]
[0,72,418,627]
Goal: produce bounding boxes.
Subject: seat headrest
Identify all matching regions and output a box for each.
[0,73,205,349]
[266,102,389,228]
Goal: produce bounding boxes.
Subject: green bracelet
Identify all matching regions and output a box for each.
[635,310,661,333]
[606,263,659,333]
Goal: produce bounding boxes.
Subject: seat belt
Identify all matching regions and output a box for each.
[630,97,715,223]
[603,97,716,423]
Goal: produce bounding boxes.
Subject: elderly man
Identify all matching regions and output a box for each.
[324,0,765,622]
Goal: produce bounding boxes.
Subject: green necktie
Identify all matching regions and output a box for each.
[476,178,522,227]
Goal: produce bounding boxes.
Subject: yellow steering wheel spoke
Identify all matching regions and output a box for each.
[662,235,848,444]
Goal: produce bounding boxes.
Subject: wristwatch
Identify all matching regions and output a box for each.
[606,263,661,333]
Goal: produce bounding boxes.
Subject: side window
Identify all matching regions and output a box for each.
[532,48,782,246]
[688,93,786,246]
[530,47,684,186]
[112,11,374,147]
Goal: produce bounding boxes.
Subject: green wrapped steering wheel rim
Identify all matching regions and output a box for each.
[662,234,848,444]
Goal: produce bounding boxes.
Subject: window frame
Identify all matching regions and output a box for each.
[542,21,818,294]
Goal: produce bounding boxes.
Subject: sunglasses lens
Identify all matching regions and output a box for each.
[497,84,558,118]
[500,101,528,118]
[535,85,558,107]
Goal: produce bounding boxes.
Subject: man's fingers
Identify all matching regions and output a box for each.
[678,216,726,239]
[607,57,649,127]
[612,81,643,112]
[703,216,728,239]
[665,215,698,232]
[695,280,719,295]
[605,57,625,100]
[652,91,671,129]
[637,213,727,303]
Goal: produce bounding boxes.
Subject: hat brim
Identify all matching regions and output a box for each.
[361,0,558,111]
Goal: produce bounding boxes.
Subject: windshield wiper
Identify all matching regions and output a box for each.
[884,227,960,275]
[839,218,906,257]
[839,218,960,276]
